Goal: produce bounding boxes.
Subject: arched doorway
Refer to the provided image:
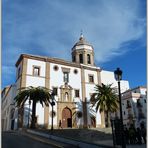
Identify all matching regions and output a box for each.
[62,107,72,128]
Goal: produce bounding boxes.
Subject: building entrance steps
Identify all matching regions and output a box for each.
[25,128,146,148]
[26,128,114,148]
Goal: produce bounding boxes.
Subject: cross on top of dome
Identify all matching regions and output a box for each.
[72,32,92,49]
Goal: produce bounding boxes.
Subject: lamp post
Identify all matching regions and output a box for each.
[27,99,31,128]
[114,68,126,148]
[51,93,55,131]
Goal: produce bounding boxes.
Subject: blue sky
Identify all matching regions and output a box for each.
[2,0,146,89]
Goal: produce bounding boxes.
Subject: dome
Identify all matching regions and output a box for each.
[72,34,93,50]
[71,33,95,65]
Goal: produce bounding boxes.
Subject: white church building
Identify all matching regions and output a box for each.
[2,35,130,130]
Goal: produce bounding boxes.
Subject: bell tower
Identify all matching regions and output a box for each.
[71,33,95,66]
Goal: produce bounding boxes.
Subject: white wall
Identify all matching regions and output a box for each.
[101,70,129,92]
[25,59,46,127]
[122,87,147,128]
[26,59,46,87]
[26,76,45,87]
[84,69,98,101]
[36,103,44,125]
[84,69,102,126]
[50,63,83,126]
[48,102,58,126]
[50,63,82,100]
[1,85,16,131]
[139,88,147,95]
[18,58,131,129]
[27,59,46,77]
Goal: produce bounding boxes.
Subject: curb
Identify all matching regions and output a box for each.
[27,129,113,148]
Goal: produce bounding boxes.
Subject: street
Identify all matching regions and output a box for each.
[2,131,146,148]
[2,131,78,148]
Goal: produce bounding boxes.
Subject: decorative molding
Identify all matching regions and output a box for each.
[15,54,101,73]
[16,54,81,68]
[57,102,76,128]
[61,67,70,73]
[81,68,88,128]
[60,84,72,102]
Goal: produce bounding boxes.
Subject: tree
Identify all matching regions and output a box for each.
[90,83,119,127]
[72,100,96,128]
[14,86,53,129]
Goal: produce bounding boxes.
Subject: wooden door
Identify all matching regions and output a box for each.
[62,107,72,128]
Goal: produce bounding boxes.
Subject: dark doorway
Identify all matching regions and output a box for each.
[11,120,14,130]
[62,107,72,128]
[67,118,72,127]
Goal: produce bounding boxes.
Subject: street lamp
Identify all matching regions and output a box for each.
[51,93,55,131]
[27,99,31,128]
[114,68,126,148]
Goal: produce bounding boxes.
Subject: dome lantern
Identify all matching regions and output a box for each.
[71,34,95,66]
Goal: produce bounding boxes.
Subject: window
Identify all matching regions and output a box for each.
[33,66,40,76]
[79,54,83,63]
[137,99,142,107]
[89,75,94,83]
[63,72,69,83]
[53,87,58,96]
[75,90,79,98]
[87,54,91,64]
[126,100,131,108]
[144,99,146,103]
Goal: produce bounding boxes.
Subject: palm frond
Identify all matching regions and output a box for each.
[90,83,119,114]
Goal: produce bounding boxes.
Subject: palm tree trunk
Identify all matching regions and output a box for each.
[83,98,88,128]
[30,101,36,129]
[108,112,111,127]
[18,107,24,128]
[106,111,109,127]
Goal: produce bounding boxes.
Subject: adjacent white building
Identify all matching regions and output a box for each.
[2,35,130,131]
[122,86,147,128]
[1,85,17,131]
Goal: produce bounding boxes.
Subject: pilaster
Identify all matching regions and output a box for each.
[81,67,87,128]
[44,62,50,128]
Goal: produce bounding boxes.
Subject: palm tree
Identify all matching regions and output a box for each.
[72,101,83,128]
[72,100,96,128]
[90,83,119,127]
[14,86,53,129]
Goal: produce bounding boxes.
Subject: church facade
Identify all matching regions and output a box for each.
[2,35,130,130]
